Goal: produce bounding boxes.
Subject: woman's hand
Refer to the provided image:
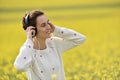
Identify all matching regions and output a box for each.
[25,26,35,39]
[48,22,55,33]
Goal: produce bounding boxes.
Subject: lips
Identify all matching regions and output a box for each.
[46,30,51,34]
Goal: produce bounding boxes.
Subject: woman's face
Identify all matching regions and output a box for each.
[36,15,51,39]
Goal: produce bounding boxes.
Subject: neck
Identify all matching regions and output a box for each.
[34,36,47,50]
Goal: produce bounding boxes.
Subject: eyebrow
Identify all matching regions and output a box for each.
[42,19,49,24]
[40,19,49,26]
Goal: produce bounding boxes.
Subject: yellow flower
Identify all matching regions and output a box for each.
[51,74,57,80]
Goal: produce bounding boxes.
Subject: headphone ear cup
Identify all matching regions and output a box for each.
[31,27,37,38]
[31,30,36,38]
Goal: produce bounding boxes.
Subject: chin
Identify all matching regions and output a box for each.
[45,34,51,39]
[46,35,51,38]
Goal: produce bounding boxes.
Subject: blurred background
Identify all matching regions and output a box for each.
[0,0,120,80]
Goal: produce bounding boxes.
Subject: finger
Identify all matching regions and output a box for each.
[29,26,35,28]
[27,26,35,30]
[48,23,55,32]
[26,26,35,31]
[26,28,35,33]
[48,22,53,26]
[29,26,35,30]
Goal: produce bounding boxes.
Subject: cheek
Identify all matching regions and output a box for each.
[37,28,46,34]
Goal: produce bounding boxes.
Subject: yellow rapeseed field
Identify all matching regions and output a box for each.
[0,0,120,80]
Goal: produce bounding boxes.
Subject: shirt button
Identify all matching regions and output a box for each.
[24,57,26,59]
[28,45,31,48]
[52,68,55,70]
[40,55,42,57]
[61,31,64,34]
[41,70,43,73]
[74,33,77,36]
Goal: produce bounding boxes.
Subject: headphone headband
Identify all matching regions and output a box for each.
[25,14,29,25]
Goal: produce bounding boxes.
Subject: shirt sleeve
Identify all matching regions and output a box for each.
[14,39,34,71]
[53,26,86,53]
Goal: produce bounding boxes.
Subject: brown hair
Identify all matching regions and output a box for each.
[22,10,44,30]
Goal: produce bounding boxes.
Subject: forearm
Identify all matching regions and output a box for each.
[14,39,34,71]
[53,26,86,45]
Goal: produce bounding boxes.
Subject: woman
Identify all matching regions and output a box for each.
[14,10,86,80]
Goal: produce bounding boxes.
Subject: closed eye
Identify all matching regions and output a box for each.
[41,23,46,27]
[41,19,50,27]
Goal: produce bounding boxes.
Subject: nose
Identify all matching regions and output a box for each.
[46,24,51,30]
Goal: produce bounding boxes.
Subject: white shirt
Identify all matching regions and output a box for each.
[14,26,86,80]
